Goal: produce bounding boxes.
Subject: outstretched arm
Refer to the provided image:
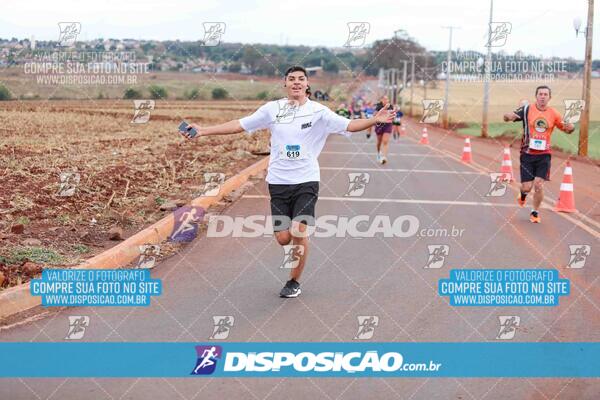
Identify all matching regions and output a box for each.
[503,112,520,122]
[347,106,395,132]
[503,105,525,122]
[182,103,271,139]
[181,120,244,139]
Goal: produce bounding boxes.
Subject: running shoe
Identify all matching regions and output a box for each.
[381,156,387,165]
[280,279,301,298]
[376,153,382,163]
[517,194,526,208]
[529,211,541,223]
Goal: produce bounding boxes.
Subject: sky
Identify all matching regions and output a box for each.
[0,0,597,59]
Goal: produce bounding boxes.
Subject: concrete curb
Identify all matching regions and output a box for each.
[0,156,269,321]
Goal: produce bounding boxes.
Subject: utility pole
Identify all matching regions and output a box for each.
[409,54,416,116]
[579,0,594,156]
[481,0,493,138]
[442,26,459,129]
[423,56,428,99]
[401,60,408,108]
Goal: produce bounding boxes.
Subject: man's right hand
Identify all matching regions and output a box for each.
[180,123,202,139]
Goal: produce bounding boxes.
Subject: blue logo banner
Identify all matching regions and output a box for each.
[0,342,597,378]
[29,269,162,307]
[438,269,570,306]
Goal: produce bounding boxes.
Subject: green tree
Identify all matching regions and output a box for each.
[212,87,228,100]
[256,91,269,100]
[0,84,12,100]
[184,88,201,100]
[123,87,143,99]
[228,62,242,73]
[148,85,167,100]
[241,47,261,73]
[323,60,339,73]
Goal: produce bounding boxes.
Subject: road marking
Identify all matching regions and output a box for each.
[402,127,600,238]
[243,194,518,208]
[320,167,482,175]
[321,151,446,157]
[336,142,424,147]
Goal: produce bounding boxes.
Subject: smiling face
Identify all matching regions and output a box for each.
[285,70,308,101]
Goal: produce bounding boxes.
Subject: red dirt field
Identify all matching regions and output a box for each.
[0,100,271,289]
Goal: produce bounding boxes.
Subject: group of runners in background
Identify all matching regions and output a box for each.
[336,95,404,164]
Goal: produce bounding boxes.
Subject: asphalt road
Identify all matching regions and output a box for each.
[1,122,599,400]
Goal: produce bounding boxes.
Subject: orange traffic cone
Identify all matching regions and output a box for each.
[400,124,407,137]
[461,137,472,163]
[419,127,429,145]
[500,146,514,182]
[554,161,577,213]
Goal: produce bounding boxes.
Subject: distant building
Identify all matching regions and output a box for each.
[306,66,323,77]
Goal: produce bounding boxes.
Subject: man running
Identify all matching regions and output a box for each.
[503,85,574,223]
[180,66,395,297]
[374,95,393,164]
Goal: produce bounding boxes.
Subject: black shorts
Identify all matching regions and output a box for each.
[268,181,319,232]
[520,153,551,182]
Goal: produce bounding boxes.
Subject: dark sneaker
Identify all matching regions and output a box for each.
[280,279,301,298]
[530,211,541,223]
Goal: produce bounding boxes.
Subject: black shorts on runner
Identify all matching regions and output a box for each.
[268,181,319,232]
[520,153,551,182]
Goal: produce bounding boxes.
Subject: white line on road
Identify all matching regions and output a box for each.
[410,136,600,238]
[321,151,446,157]
[243,194,518,208]
[335,142,424,147]
[320,167,482,175]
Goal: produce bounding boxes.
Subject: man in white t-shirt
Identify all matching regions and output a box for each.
[181,66,395,298]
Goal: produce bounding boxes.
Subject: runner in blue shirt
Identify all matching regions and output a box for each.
[392,106,404,141]
[363,102,375,139]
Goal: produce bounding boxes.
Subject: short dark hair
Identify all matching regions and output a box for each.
[284,65,307,78]
[535,85,551,96]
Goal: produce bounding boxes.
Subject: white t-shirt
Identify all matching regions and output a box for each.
[239,98,351,184]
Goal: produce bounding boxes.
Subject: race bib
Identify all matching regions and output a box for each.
[529,138,547,151]
[280,144,307,161]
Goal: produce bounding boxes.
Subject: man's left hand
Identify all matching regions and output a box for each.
[374,106,395,124]
[564,122,575,133]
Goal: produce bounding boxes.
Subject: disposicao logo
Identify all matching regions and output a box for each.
[191,345,222,375]
[191,347,414,375]
[223,351,408,373]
